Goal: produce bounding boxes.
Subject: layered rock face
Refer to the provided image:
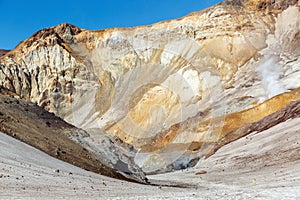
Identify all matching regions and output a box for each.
[1,0,300,173]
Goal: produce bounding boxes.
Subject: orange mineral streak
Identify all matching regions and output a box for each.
[141,87,300,152]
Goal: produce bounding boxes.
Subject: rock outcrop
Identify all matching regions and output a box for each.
[0,0,300,174]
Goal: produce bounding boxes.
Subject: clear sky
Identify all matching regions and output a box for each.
[0,0,222,50]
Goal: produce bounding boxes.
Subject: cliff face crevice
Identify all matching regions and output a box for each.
[0,1,300,174]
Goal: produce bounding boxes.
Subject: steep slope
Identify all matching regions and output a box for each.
[0,89,147,183]
[0,0,300,173]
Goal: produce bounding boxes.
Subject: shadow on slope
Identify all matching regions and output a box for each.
[0,87,147,183]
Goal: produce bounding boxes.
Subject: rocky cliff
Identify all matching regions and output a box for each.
[1,0,300,174]
[0,49,9,57]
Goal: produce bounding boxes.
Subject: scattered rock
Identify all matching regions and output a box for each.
[252,178,257,185]
[46,121,51,127]
[195,170,207,175]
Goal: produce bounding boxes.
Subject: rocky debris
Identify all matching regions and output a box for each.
[195,170,207,175]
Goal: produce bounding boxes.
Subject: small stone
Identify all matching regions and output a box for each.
[195,170,207,175]
[54,147,60,156]
[54,169,60,173]
[252,178,257,185]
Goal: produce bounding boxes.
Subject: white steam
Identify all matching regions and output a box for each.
[256,57,288,98]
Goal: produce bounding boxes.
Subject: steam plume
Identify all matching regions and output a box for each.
[256,56,288,98]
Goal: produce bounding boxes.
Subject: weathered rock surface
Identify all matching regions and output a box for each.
[0,0,300,174]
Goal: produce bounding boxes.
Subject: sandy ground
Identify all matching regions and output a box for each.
[0,131,203,200]
[1,117,300,199]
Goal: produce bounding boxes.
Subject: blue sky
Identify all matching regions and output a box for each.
[0,0,222,49]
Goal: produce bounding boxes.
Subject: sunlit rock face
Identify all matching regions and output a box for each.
[1,0,300,173]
